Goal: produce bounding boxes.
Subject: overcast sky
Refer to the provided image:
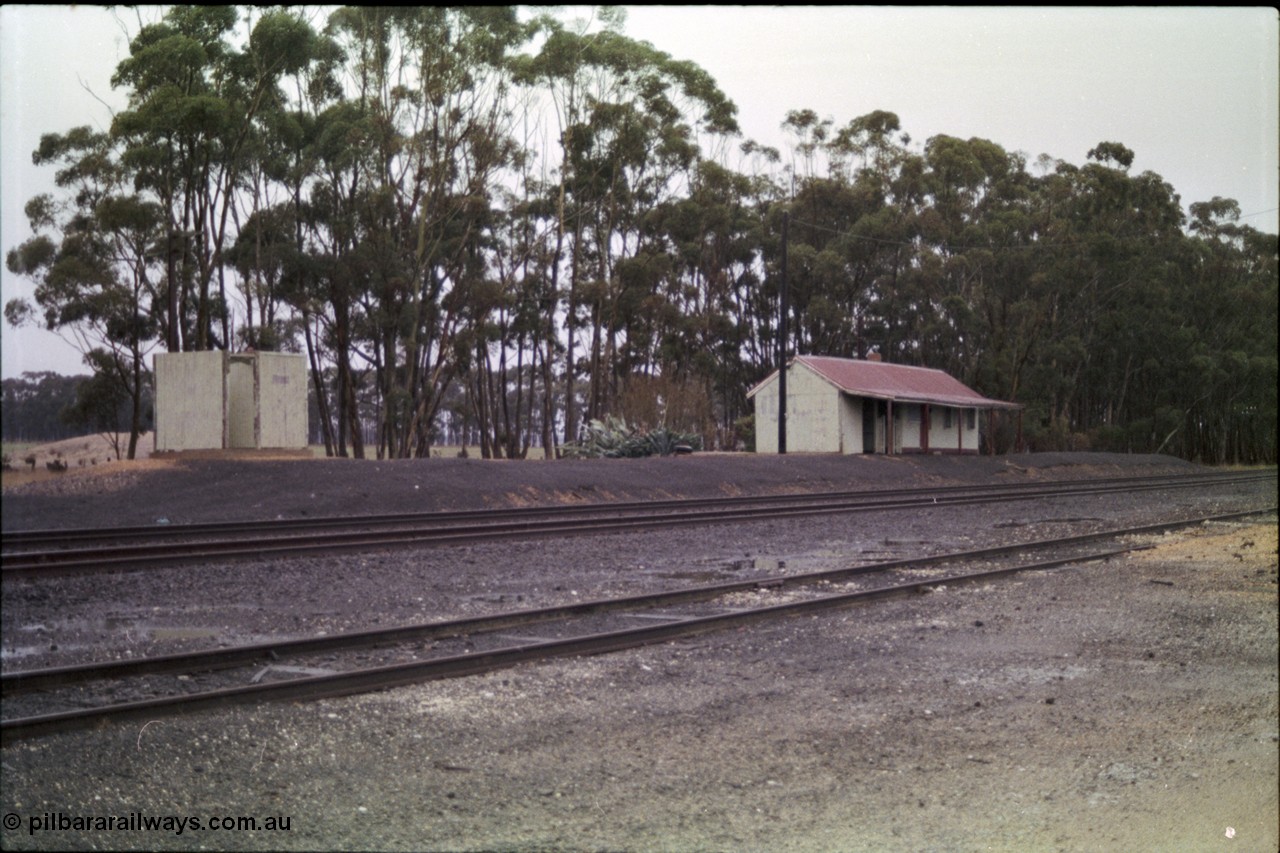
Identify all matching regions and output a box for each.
[2,5,1277,379]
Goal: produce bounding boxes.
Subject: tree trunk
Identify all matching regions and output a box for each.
[302,308,336,457]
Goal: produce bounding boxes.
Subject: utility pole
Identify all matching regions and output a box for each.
[778,210,789,455]
[167,230,179,352]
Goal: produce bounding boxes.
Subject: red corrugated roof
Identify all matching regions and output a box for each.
[749,355,1021,409]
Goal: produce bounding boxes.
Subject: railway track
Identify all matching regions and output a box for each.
[3,470,1273,578]
[2,507,1273,744]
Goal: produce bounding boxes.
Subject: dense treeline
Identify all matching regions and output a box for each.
[1,371,154,445]
[2,373,87,443]
[5,7,1276,463]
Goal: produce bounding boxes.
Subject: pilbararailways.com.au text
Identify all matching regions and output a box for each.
[8,811,292,837]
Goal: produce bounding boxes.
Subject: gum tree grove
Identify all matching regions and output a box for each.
[6,6,1276,463]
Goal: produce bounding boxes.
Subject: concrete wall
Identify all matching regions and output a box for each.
[154,351,226,452]
[154,351,307,451]
[227,355,258,449]
[256,352,307,448]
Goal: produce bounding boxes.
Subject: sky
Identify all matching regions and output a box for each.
[2,5,1277,379]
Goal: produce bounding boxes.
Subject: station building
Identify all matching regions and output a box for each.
[748,355,1021,455]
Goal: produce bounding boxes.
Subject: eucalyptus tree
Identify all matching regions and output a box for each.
[228,9,337,351]
[570,83,727,425]
[1029,143,1185,444]
[511,8,619,447]
[318,6,530,459]
[466,185,562,459]
[1175,198,1279,462]
[503,167,569,458]
[226,204,296,350]
[773,110,917,367]
[779,109,833,185]
[1,372,90,443]
[178,6,363,459]
[899,134,1040,390]
[693,141,786,393]
[293,97,376,458]
[513,9,739,444]
[4,128,163,459]
[643,156,775,444]
[109,5,318,354]
[232,12,353,457]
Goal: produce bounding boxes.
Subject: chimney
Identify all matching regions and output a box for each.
[866,352,882,362]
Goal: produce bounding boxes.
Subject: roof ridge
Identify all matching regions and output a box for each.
[798,354,946,374]
[748,354,1019,409]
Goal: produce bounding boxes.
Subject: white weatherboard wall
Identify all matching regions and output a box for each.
[752,362,986,455]
[754,361,864,454]
[927,407,980,453]
[154,351,226,451]
[898,404,921,452]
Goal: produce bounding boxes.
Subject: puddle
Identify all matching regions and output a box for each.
[468,593,527,605]
[2,644,57,661]
[8,616,222,647]
[727,557,787,572]
[2,641,101,660]
[957,664,1089,687]
[655,570,726,582]
[147,626,221,641]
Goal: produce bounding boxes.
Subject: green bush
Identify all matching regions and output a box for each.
[562,416,702,459]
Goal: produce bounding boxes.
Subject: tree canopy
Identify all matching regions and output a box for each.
[6,6,1276,464]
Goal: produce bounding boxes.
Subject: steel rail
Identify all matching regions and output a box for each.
[4,470,1271,549]
[7,506,1269,692]
[2,506,1272,743]
[3,474,1274,579]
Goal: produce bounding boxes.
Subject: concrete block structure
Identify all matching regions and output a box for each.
[154,351,307,452]
[749,355,1021,455]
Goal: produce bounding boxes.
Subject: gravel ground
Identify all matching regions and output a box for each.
[1,452,1276,852]
[0,450,1200,529]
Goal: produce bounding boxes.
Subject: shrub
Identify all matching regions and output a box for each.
[562,416,702,459]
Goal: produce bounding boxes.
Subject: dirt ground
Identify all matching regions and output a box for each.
[3,433,153,472]
[0,450,1276,852]
[1,433,313,495]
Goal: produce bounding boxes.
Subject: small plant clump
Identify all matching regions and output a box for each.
[562,417,702,459]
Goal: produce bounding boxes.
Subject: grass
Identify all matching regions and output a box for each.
[4,438,555,465]
[2,442,39,464]
[3,441,39,455]
[303,444,551,460]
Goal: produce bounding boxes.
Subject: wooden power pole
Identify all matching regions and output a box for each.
[778,210,788,455]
